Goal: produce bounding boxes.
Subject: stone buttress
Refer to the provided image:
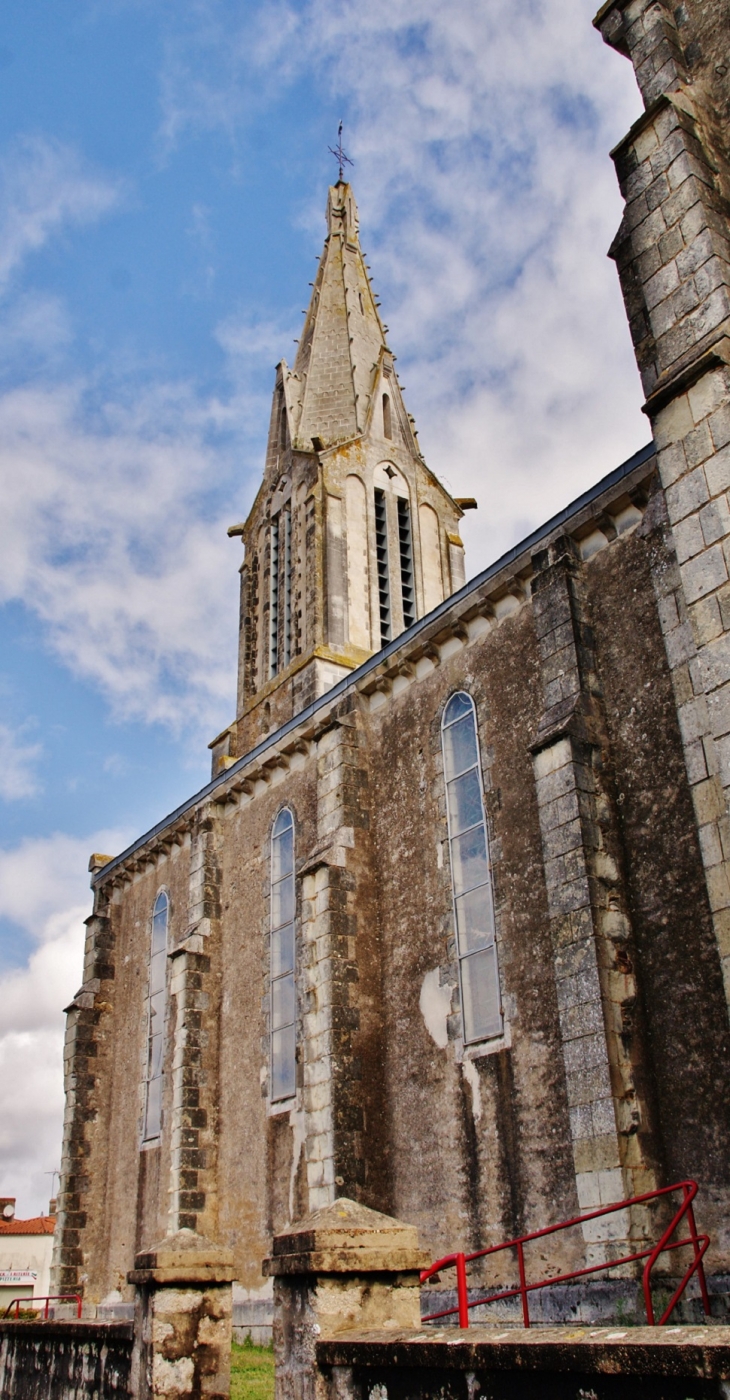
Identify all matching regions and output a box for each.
[595,0,730,1016]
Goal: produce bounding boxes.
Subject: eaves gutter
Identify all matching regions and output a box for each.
[93,439,656,888]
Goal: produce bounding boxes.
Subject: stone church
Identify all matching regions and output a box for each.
[53,0,730,1329]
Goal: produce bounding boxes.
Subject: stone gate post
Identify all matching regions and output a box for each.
[264,1198,427,1400]
[128,1229,235,1400]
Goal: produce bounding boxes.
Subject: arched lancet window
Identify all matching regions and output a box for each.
[441,693,502,1043]
[382,392,392,439]
[271,808,296,1101]
[143,891,169,1141]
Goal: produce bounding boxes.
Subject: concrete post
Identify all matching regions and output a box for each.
[264,1198,427,1400]
[128,1230,234,1400]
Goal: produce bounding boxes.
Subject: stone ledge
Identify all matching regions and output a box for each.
[264,1250,428,1277]
[128,1265,235,1286]
[0,1319,134,1340]
[643,334,730,417]
[317,1324,730,1378]
[128,1228,235,1287]
[265,1197,429,1277]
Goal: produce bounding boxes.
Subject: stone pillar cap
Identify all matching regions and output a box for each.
[264,1197,428,1277]
[128,1228,235,1286]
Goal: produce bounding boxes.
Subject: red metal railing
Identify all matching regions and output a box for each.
[420,1179,710,1329]
[2,1294,83,1320]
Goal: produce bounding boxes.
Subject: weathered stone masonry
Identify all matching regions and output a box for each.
[167,803,224,1238]
[530,538,658,1264]
[52,437,730,1311]
[54,868,118,1298]
[596,0,730,1015]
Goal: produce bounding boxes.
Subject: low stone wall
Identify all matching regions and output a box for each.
[318,1324,730,1400]
[0,1320,133,1400]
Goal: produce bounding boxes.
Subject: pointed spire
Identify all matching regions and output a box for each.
[286,183,391,452]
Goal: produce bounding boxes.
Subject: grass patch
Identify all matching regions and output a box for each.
[231,1337,275,1400]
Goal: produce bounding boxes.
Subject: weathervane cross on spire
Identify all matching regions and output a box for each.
[328,121,353,182]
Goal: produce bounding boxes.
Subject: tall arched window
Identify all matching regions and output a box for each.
[382,392,392,439]
[441,694,502,1044]
[143,891,169,1141]
[271,809,296,1101]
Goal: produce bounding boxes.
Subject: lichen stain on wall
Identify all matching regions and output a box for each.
[461,1059,483,1124]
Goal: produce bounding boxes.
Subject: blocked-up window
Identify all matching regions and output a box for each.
[143,891,169,1141]
[271,808,296,1101]
[382,392,392,439]
[441,693,502,1044]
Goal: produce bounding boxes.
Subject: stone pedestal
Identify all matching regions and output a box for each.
[264,1198,427,1400]
[128,1229,235,1400]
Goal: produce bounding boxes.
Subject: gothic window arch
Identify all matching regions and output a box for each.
[441,693,502,1044]
[382,392,392,439]
[143,890,169,1141]
[270,808,296,1102]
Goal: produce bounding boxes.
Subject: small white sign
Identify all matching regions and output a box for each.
[0,1271,37,1285]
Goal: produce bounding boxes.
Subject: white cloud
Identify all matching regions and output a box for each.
[0,5,650,743]
[156,0,648,573]
[0,135,121,297]
[0,830,128,1218]
[0,377,252,734]
[0,723,42,801]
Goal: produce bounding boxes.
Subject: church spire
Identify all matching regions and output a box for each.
[284,182,408,454]
[214,180,468,773]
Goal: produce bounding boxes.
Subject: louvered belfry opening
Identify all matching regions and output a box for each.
[269,516,280,679]
[398,496,415,629]
[374,488,391,644]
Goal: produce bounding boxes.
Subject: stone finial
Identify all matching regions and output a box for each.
[264,1197,427,1277]
[326,181,359,242]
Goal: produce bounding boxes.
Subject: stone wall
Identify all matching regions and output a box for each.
[317,1327,730,1400]
[0,1320,133,1400]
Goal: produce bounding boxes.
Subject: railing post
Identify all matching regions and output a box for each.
[517,1242,530,1328]
[456,1254,469,1329]
[686,1199,711,1317]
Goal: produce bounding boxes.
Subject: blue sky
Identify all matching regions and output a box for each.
[0,0,646,1214]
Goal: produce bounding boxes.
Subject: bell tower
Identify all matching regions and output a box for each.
[211,182,469,771]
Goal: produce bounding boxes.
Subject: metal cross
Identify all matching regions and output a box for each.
[328,121,353,181]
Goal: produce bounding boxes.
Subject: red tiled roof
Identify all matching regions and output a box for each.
[0,1217,55,1236]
